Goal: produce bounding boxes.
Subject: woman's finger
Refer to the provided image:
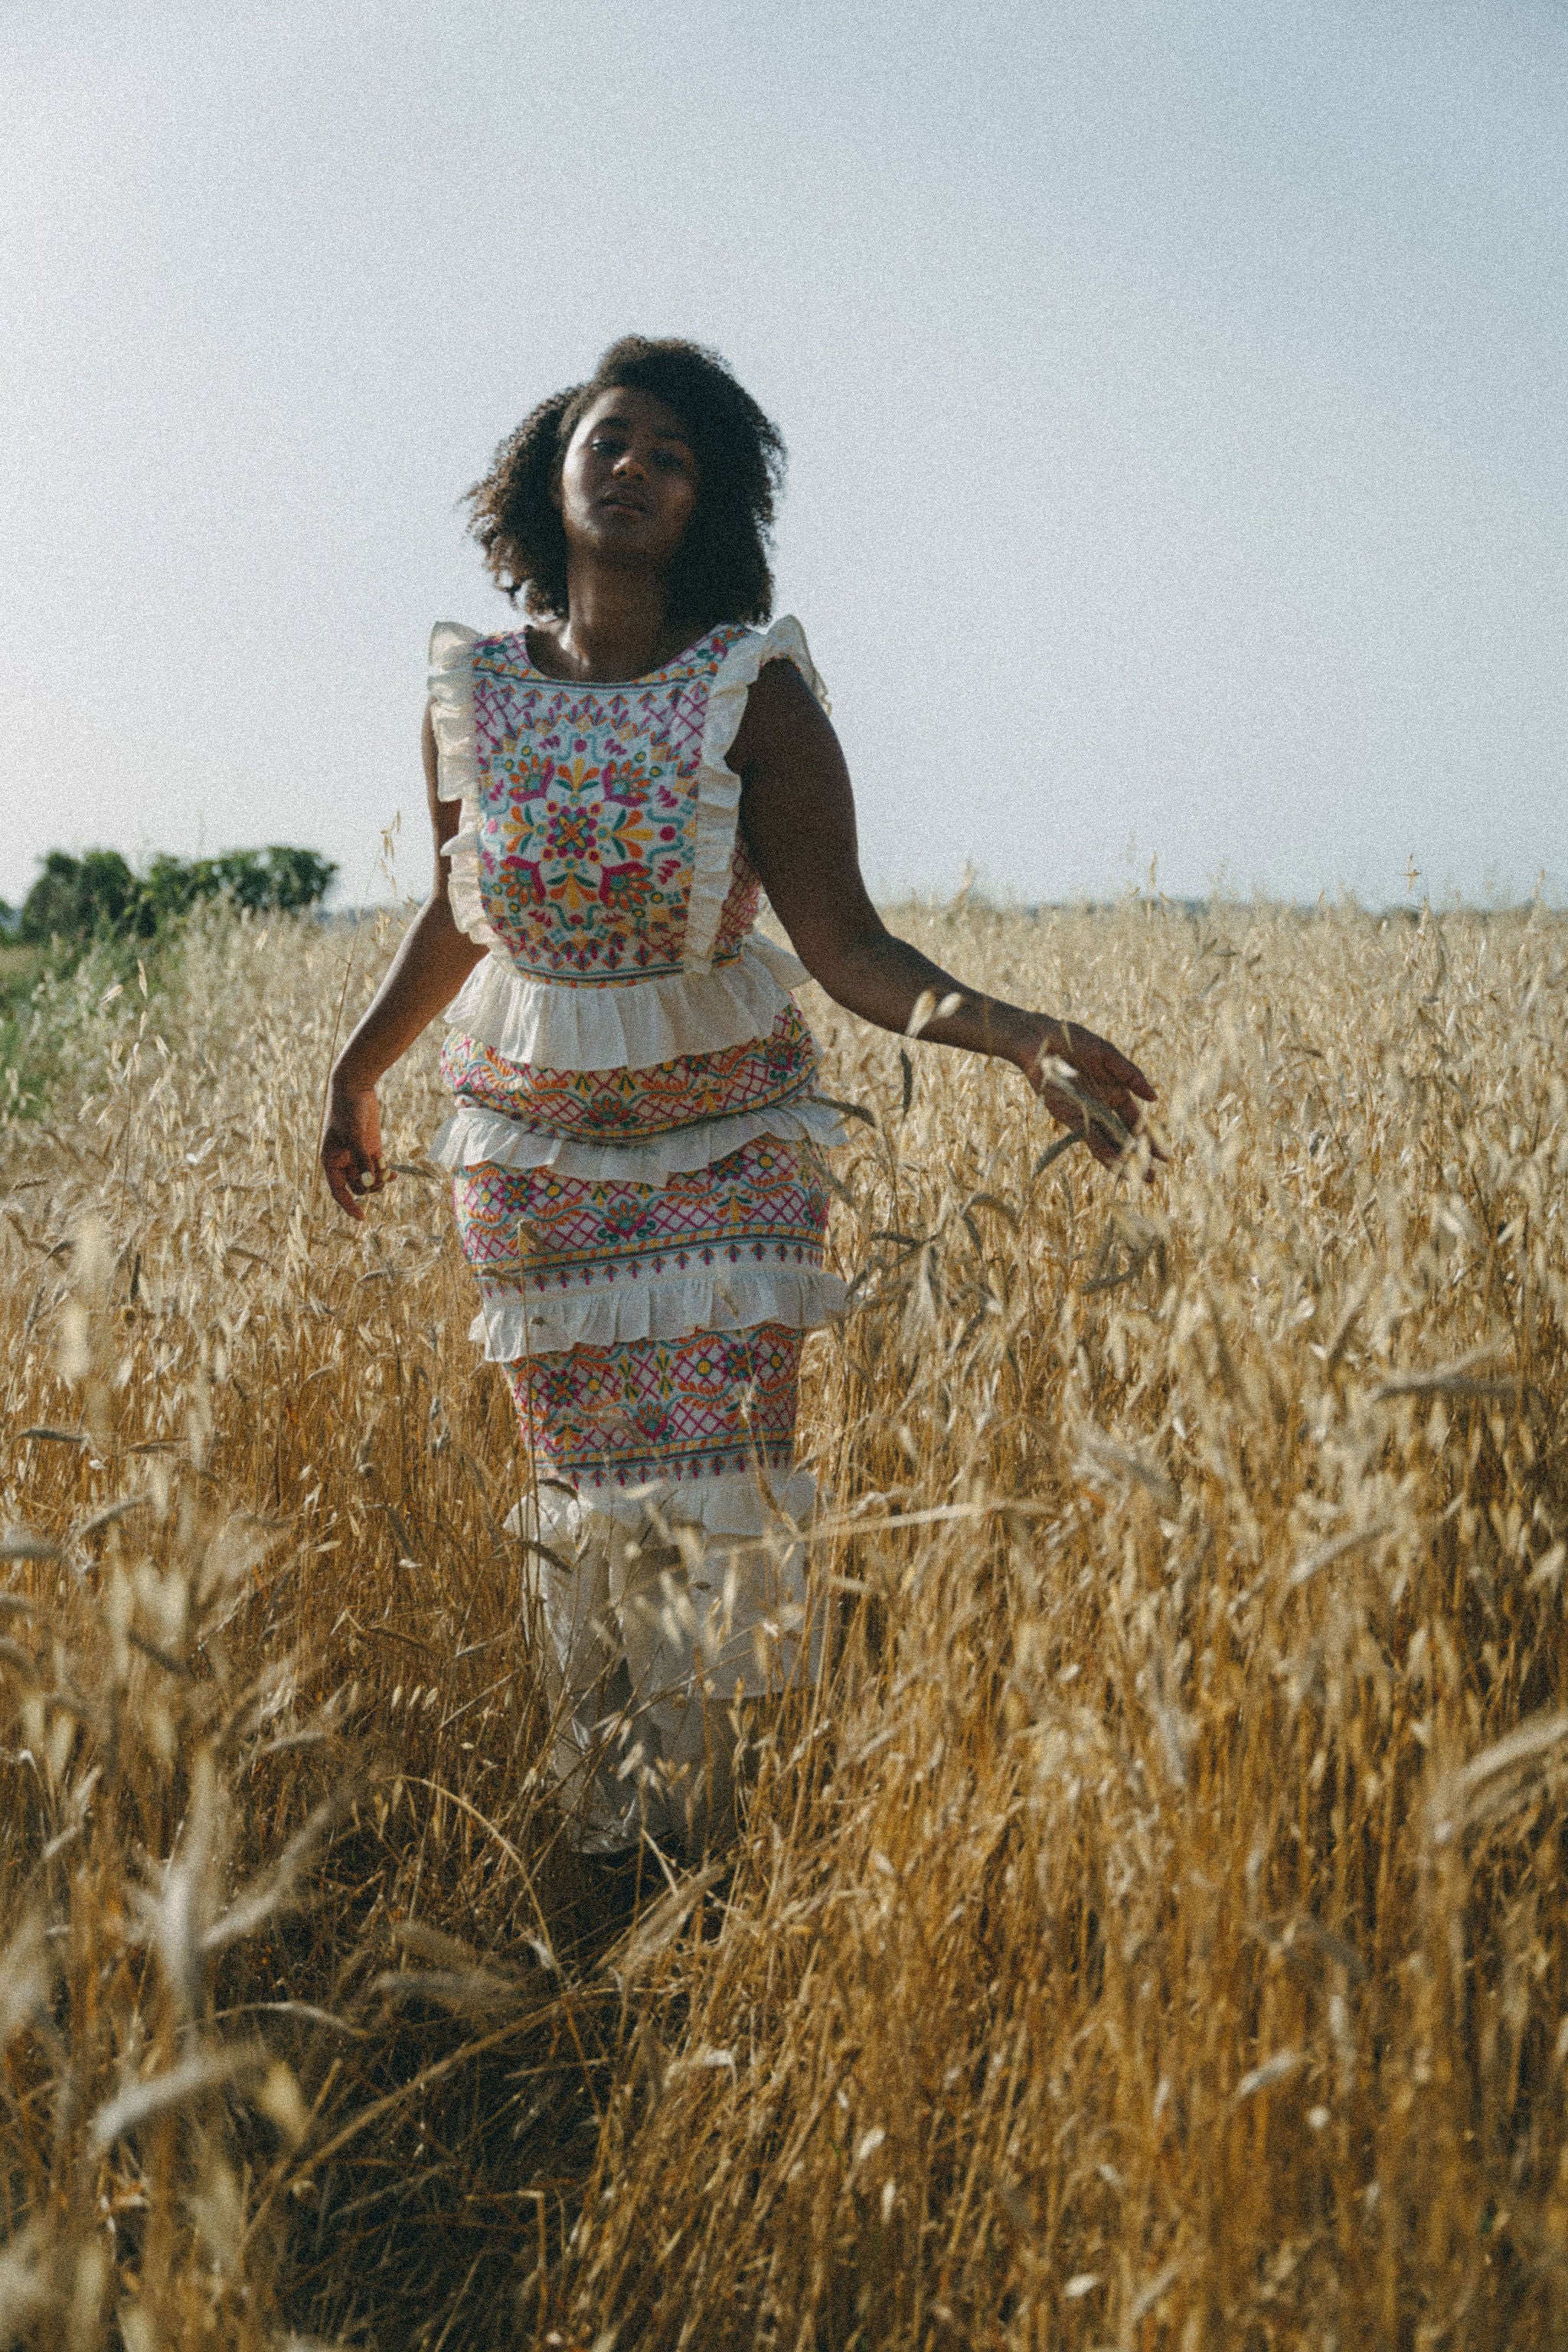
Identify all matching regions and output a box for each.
[1086,1040,1157,1103]
[1093,1061,1158,1124]
[322,1137,369,1220]
[1054,1032,1156,1109]
[1070,1028,1154,1099]
[325,1165,366,1220]
[1040,1081,1122,1143]
[1042,1075,1166,1172]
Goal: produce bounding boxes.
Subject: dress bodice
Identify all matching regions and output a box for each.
[430,614,828,1001]
[468,624,760,983]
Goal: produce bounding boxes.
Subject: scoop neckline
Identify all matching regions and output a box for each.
[511,620,740,688]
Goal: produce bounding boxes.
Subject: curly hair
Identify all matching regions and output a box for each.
[464,337,786,627]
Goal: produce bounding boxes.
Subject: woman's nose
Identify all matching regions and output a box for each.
[612,446,648,481]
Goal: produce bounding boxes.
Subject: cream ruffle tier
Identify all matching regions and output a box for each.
[466,1263,848,1363]
[439,926,813,1074]
[431,1089,848,1187]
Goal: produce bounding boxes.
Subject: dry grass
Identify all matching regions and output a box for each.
[2,893,1566,2350]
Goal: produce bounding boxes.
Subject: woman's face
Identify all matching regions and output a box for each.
[554,387,699,573]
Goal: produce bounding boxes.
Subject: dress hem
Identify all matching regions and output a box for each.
[468,1264,846,1361]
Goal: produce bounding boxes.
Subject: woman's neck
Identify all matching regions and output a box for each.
[535,561,698,684]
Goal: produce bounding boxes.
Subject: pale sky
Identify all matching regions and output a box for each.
[4,0,1566,911]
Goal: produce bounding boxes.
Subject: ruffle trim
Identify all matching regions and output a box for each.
[443,930,810,1076]
[506,1462,820,1545]
[468,1265,846,1362]
[684,616,828,972]
[430,1091,849,1184]
[427,622,501,956]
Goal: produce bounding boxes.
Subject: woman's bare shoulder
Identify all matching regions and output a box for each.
[728,648,835,773]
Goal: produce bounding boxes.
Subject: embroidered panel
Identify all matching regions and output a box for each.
[712,839,763,959]
[451,1138,828,1296]
[500,1322,803,1488]
[439,1006,819,1143]
[469,623,758,984]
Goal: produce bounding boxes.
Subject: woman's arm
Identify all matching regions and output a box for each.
[320,704,486,1218]
[732,662,1156,1167]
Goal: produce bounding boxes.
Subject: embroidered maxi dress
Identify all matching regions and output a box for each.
[426,616,845,1844]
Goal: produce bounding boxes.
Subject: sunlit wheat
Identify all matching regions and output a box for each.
[2,893,1565,2349]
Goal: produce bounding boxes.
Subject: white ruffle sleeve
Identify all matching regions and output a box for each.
[427,622,500,955]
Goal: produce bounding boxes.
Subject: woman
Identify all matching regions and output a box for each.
[322,336,1155,1851]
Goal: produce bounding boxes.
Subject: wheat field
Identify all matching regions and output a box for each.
[2,894,1566,2351]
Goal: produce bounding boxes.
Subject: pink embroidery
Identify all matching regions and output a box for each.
[712,840,763,960]
[451,1138,828,1295]
[439,1007,819,1143]
[501,1324,804,1488]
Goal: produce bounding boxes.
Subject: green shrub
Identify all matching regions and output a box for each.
[15,845,338,945]
[17,848,142,942]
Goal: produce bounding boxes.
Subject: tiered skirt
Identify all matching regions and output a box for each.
[430,939,846,1844]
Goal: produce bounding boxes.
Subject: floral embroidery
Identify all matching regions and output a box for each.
[501,1323,804,1488]
[470,626,759,983]
[451,1139,828,1296]
[439,1007,820,1143]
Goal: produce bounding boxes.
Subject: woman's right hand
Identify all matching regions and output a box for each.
[321,1076,394,1220]
[1025,1018,1160,1168]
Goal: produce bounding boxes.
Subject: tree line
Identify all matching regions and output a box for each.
[2,847,339,945]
